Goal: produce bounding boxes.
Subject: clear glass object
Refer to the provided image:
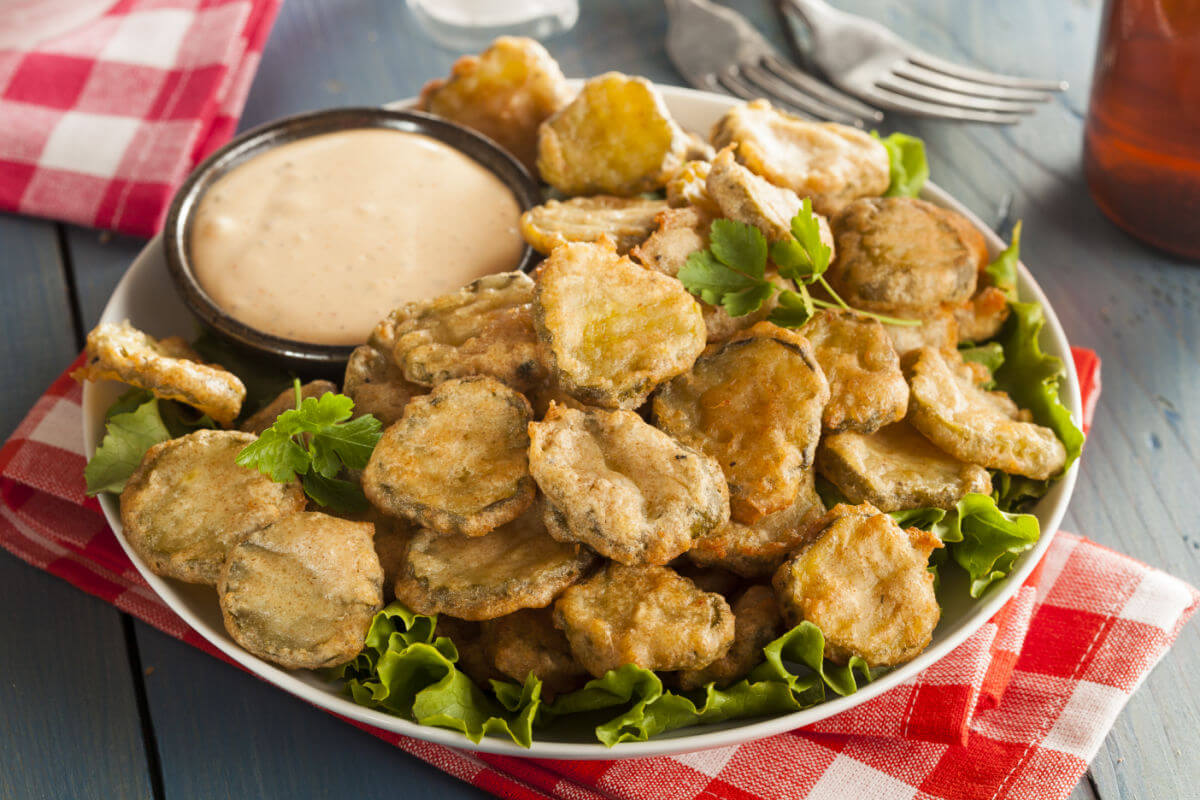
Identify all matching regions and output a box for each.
[406,0,579,51]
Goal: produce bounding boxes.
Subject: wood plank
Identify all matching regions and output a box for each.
[0,213,153,800]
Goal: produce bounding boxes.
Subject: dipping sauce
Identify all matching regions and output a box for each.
[190,129,526,346]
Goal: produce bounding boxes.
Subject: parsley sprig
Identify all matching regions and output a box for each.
[678,198,919,328]
[236,380,382,513]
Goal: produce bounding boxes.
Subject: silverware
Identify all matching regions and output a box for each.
[665,0,883,127]
[781,0,1067,124]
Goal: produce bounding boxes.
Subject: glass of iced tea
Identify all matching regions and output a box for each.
[1083,0,1200,259]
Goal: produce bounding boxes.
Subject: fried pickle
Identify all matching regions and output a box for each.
[801,309,907,433]
[905,347,1067,480]
[240,380,337,436]
[882,308,959,357]
[817,422,992,512]
[537,72,692,195]
[828,197,987,313]
[665,159,719,214]
[677,585,782,690]
[653,322,830,523]
[362,376,534,537]
[534,240,706,409]
[393,503,597,621]
[217,511,383,669]
[391,271,546,392]
[120,429,306,585]
[521,195,668,255]
[954,286,1011,343]
[687,467,826,578]
[435,617,499,687]
[418,36,570,173]
[553,563,735,677]
[772,503,941,666]
[707,147,834,249]
[345,312,427,427]
[710,100,889,217]
[482,608,589,696]
[73,320,245,425]
[529,404,729,565]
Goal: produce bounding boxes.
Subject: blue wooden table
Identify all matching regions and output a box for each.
[2,1,1196,798]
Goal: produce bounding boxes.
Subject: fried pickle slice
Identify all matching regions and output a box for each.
[553,563,735,677]
[829,197,987,314]
[534,240,706,408]
[801,309,907,433]
[883,307,959,357]
[369,512,414,602]
[363,376,534,537]
[817,422,992,512]
[418,36,570,173]
[653,322,830,524]
[954,286,1011,343]
[482,608,589,696]
[710,99,889,217]
[772,503,941,667]
[707,147,834,250]
[665,159,719,214]
[391,271,546,392]
[73,321,245,425]
[240,380,337,436]
[677,585,782,690]
[537,72,692,195]
[217,512,383,670]
[393,503,597,621]
[345,313,427,427]
[435,617,500,687]
[521,195,668,255]
[120,430,306,585]
[687,467,826,578]
[530,404,730,565]
[905,347,1067,480]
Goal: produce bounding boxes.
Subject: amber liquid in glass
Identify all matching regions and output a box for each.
[1083,0,1200,259]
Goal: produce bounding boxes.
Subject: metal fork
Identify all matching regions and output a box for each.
[665,0,883,127]
[781,0,1067,124]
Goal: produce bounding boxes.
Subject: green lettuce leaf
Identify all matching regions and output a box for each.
[984,221,1022,301]
[872,132,929,197]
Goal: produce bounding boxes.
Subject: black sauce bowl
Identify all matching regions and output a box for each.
[163,107,542,379]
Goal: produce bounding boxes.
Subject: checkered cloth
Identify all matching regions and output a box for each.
[0,0,280,237]
[1,348,1196,800]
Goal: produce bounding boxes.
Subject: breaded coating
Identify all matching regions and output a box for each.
[677,586,782,690]
[829,197,988,313]
[521,195,668,255]
[217,512,383,670]
[529,404,730,565]
[955,286,1011,343]
[534,240,707,409]
[801,310,907,433]
[883,308,959,357]
[120,430,306,585]
[392,271,546,392]
[682,131,716,162]
[345,313,427,427]
[418,36,570,173]
[653,322,830,524]
[362,377,534,537]
[393,503,597,621]
[710,100,889,217]
[482,608,589,696]
[240,380,337,436]
[905,347,1068,480]
[665,159,719,214]
[553,563,735,677]
[527,374,593,419]
[687,467,826,578]
[707,147,834,251]
[435,617,499,687]
[73,321,245,425]
[772,503,941,667]
[537,72,692,196]
[817,422,992,512]
[370,513,414,601]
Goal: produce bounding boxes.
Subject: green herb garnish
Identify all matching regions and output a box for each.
[678,199,919,328]
[236,380,382,513]
[872,131,929,197]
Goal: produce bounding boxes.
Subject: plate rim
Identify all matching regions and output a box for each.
[82,84,1082,760]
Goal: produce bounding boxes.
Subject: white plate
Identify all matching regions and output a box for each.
[82,84,1081,760]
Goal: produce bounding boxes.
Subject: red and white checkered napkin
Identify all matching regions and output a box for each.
[1,349,1196,800]
[0,0,281,237]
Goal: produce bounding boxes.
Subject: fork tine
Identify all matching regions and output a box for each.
[719,66,818,120]
[877,73,1041,114]
[761,55,884,123]
[740,62,870,126]
[892,61,1052,102]
[860,85,1024,124]
[907,51,1068,92]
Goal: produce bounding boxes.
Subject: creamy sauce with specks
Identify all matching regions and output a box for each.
[191,129,525,346]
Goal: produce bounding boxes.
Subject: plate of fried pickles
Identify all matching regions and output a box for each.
[77,37,1083,758]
